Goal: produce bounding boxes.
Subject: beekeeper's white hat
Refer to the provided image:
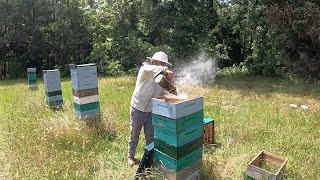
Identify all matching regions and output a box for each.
[147,51,172,66]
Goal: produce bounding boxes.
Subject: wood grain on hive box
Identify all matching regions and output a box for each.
[246,151,288,180]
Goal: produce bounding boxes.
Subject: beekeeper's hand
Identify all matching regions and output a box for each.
[165,70,174,80]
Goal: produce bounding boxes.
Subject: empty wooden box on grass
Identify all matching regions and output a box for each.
[203,118,215,144]
[27,68,37,88]
[43,69,63,108]
[246,151,288,180]
[152,96,204,180]
[69,63,100,120]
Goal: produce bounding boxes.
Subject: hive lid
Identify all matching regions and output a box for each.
[69,63,97,69]
[43,69,60,73]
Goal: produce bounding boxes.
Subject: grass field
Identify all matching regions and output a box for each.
[0,75,319,179]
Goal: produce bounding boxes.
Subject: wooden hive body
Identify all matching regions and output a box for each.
[203,118,215,144]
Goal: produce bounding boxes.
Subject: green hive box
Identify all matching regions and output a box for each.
[154,124,203,147]
[153,147,203,172]
[154,137,202,159]
[152,110,203,134]
[27,68,37,88]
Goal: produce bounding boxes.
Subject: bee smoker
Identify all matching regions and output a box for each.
[154,70,177,95]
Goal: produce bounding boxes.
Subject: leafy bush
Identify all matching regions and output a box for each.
[219,63,249,76]
[60,64,71,78]
[105,60,125,76]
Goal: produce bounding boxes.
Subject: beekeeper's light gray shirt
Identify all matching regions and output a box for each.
[131,64,168,112]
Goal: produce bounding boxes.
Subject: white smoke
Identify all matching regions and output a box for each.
[175,53,217,86]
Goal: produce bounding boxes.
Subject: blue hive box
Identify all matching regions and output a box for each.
[43,69,63,107]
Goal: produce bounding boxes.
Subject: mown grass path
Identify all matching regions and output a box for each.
[0,76,319,179]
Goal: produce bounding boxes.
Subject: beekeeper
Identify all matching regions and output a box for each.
[127,51,174,166]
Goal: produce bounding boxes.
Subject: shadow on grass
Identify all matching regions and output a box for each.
[202,158,224,180]
[134,167,163,180]
[203,142,222,153]
[0,79,27,86]
[82,118,118,141]
[29,86,39,91]
[49,106,64,112]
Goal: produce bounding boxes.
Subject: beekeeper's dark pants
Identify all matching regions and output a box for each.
[128,107,153,158]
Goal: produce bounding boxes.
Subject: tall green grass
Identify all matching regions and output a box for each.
[0,75,319,179]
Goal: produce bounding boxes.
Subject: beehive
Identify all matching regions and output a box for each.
[203,118,215,144]
[152,96,203,180]
[69,64,100,120]
[43,69,63,108]
[27,68,37,88]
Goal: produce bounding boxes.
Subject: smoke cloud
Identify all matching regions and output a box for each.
[174,53,218,86]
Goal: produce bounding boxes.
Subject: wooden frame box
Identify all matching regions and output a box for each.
[203,118,215,144]
[246,151,288,180]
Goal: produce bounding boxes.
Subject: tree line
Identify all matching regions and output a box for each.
[0,0,319,78]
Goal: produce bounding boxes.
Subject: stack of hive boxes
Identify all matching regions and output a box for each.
[152,97,204,180]
[69,64,100,119]
[27,68,37,88]
[43,69,63,108]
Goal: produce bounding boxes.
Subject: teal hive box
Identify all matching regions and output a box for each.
[27,68,37,88]
[152,110,203,134]
[154,137,202,159]
[154,123,203,147]
[154,147,203,172]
